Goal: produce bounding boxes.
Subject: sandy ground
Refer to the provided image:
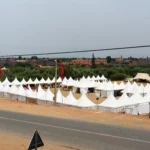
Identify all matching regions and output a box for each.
[0,132,73,150]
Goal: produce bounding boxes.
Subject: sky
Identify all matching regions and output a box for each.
[0,0,150,58]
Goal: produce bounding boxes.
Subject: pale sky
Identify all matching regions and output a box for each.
[0,0,150,58]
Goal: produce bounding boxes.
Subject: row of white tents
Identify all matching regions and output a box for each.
[1,75,108,86]
[2,76,150,97]
[1,82,150,115]
[0,83,96,108]
[99,93,150,115]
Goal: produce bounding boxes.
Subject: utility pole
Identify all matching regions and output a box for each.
[54,58,57,106]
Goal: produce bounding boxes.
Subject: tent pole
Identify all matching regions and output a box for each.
[54,58,57,106]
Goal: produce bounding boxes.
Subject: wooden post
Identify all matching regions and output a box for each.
[54,58,57,106]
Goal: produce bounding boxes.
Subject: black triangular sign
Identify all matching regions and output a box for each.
[28,130,44,150]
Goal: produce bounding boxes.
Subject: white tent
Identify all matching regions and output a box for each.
[44,88,54,103]
[63,91,79,106]
[16,85,27,101]
[20,78,27,85]
[37,85,46,104]
[100,75,107,81]
[33,78,40,84]
[98,94,118,111]
[96,75,101,80]
[56,89,65,104]
[2,77,11,86]
[11,77,20,85]
[78,93,96,108]
[46,77,52,84]
[100,81,114,98]
[39,78,46,84]
[26,85,37,99]
[0,83,4,97]
[3,85,11,99]
[126,93,143,115]
[144,83,150,93]
[27,78,34,84]
[118,81,126,89]
[116,93,135,108]
[57,77,62,83]
[87,76,91,81]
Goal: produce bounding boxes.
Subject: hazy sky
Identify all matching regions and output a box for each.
[0,0,150,58]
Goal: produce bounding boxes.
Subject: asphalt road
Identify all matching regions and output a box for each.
[0,110,150,150]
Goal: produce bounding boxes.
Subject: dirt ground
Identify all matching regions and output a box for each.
[0,132,72,150]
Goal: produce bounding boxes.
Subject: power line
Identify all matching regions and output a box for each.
[0,45,150,57]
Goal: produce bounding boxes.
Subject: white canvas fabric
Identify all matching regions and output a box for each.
[17,85,27,97]
[63,91,79,106]
[46,77,52,84]
[119,81,126,89]
[100,75,107,81]
[96,75,101,80]
[78,93,96,107]
[27,78,34,84]
[8,85,18,95]
[20,78,27,85]
[144,84,150,93]
[99,94,118,108]
[45,88,54,102]
[2,77,11,86]
[116,93,135,108]
[37,85,46,100]
[56,89,65,104]
[87,76,91,81]
[26,86,37,98]
[11,78,20,85]
[33,78,39,84]
[91,75,96,81]
[57,77,62,83]
[39,78,46,84]
[0,83,4,92]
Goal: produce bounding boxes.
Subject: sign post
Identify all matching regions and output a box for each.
[28,130,44,150]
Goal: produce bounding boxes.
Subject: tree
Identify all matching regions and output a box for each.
[106,56,112,63]
[111,73,127,81]
[91,53,96,68]
[31,56,38,59]
[18,55,22,60]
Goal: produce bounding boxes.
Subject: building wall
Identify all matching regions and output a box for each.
[71,58,107,66]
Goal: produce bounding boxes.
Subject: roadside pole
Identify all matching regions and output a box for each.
[149,103,150,118]
[54,58,57,106]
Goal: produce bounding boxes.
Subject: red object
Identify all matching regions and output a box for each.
[26,84,29,90]
[0,66,3,78]
[60,62,64,80]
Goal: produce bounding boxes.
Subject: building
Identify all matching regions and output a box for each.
[115,56,123,64]
[71,59,91,66]
[95,58,107,65]
[71,58,107,66]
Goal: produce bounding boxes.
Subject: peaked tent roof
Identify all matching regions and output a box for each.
[134,73,150,81]
[17,85,27,96]
[63,91,79,106]
[56,89,65,104]
[78,93,96,107]
[11,77,20,85]
[20,78,27,85]
[44,88,54,102]
[99,94,118,108]
[2,77,11,86]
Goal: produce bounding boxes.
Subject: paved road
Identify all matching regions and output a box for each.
[0,110,150,150]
